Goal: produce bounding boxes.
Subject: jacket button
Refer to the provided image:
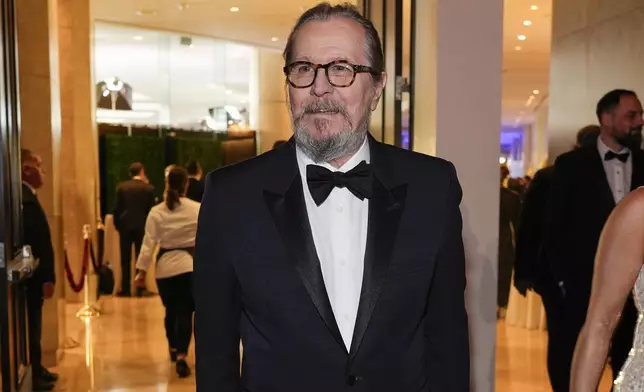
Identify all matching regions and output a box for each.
[346,375,357,386]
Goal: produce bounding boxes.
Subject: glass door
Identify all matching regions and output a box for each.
[363,0,415,150]
[0,0,33,390]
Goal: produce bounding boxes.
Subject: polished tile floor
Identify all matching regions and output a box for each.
[50,297,613,391]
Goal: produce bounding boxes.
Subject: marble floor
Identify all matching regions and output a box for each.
[49,297,613,391]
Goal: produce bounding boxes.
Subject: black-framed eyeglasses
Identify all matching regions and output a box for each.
[283,60,379,88]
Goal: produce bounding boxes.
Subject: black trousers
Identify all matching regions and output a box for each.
[26,286,44,380]
[544,287,637,392]
[119,229,143,295]
[156,272,194,354]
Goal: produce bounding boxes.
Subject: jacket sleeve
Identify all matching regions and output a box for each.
[543,157,574,286]
[193,172,241,392]
[113,186,123,232]
[425,162,470,391]
[23,202,56,285]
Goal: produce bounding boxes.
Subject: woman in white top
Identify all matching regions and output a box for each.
[135,165,200,378]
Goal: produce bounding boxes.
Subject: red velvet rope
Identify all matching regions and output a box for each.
[63,238,89,293]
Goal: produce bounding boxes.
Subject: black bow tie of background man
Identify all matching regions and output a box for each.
[604,150,630,163]
[306,160,374,206]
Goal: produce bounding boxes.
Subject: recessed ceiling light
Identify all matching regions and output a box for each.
[530,5,538,10]
[523,20,532,26]
[225,90,232,95]
[230,6,240,12]
[518,35,527,41]
[533,89,540,95]
[515,46,522,51]
[271,37,279,42]
[133,36,143,40]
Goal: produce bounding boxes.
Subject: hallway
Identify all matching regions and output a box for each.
[50,297,611,391]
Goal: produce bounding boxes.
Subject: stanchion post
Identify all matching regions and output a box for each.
[76,224,101,319]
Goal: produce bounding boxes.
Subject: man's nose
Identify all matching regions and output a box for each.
[311,68,333,97]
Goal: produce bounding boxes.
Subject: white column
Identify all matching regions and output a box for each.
[413,0,503,390]
[256,48,292,153]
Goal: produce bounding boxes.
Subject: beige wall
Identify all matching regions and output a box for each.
[256,49,292,153]
[414,0,503,390]
[548,0,644,161]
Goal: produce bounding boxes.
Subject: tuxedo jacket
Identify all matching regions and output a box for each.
[193,136,469,392]
[544,145,644,304]
[22,184,56,295]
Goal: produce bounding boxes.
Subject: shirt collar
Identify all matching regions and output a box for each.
[296,136,370,176]
[22,181,36,195]
[597,136,630,156]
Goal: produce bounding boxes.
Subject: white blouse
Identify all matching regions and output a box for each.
[136,197,201,279]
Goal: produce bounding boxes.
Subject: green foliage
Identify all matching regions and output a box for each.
[101,134,165,213]
[172,138,223,175]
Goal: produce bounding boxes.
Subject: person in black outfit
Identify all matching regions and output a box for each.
[543,90,644,391]
[498,165,521,316]
[185,160,204,202]
[21,149,59,391]
[513,125,599,391]
[113,162,156,297]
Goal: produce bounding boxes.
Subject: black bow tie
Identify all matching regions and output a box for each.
[605,151,630,163]
[306,161,373,206]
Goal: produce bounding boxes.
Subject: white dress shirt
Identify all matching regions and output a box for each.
[597,137,632,203]
[296,138,370,350]
[136,197,201,279]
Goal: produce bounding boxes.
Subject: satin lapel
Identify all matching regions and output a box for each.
[263,178,346,351]
[348,178,407,361]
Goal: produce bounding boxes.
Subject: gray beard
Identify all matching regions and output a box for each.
[293,112,370,164]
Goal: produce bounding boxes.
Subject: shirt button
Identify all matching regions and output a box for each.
[344,313,350,321]
[336,206,344,213]
[340,259,347,267]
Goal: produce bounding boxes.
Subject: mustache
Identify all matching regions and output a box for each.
[301,100,348,116]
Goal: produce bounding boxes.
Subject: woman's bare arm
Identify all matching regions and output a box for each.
[570,188,644,391]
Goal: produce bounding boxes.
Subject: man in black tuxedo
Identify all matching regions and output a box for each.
[193,3,469,392]
[185,160,204,202]
[113,162,156,297]
[544,89,644,391]
[513,125,599,389]
[21,149,59,391]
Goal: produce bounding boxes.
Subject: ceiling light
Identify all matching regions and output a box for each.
[271,37,279,42]
[523,20,532,26]
[230,6,240,12]
[225,90,232,95]
[515,46,522,51]
[530,5,538,10]
[499,157,507,164]
[135,9,157,16]
[133,36,143,40]
[533,89,540,95]
[518,35,527,41]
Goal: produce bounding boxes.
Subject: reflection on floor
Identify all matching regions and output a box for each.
[50,297,613,391]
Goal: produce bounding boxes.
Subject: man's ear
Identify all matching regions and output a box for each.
[370,72,387,111]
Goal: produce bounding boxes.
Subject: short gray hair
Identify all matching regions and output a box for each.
[283,2,384,82]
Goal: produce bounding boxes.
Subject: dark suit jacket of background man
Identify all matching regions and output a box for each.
[544,144,644,384]
[113,178,156,294]
[194,136,470,392]
[186,177,204,202]
[22,183,55,373]
[113,178,156,234]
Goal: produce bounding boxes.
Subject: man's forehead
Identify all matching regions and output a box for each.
[292,18,366,57]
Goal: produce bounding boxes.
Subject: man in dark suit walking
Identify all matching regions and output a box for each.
[193,3,469,392]
[513,125,599,390]
[21,149,59,391]
[113,162,156,297]
[543,89,644,390]
[185,160,204,202]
